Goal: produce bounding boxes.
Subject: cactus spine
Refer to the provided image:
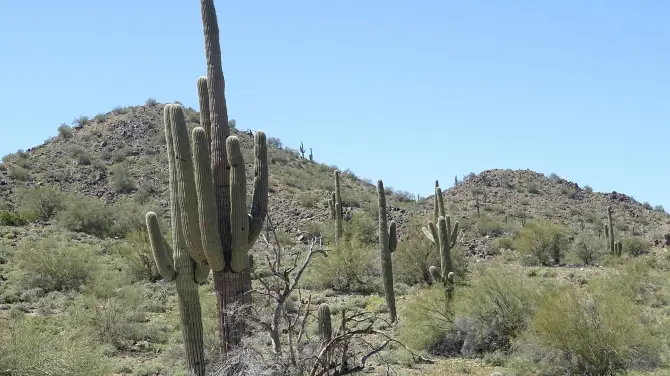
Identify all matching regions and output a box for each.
[144,105,208,376]
[377,180,397,322]
[607,206,615,254]
[329,171,344,244]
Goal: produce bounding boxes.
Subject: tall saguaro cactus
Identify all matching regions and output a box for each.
[329,171,344,244]
[377,180,397,322]
[144,105,208,376]
[179,0,271,354]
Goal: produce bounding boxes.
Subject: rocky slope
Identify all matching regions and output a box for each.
[1,103,668,253]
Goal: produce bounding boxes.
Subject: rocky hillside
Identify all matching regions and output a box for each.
[0,103,422,238]
[1,103,668,253]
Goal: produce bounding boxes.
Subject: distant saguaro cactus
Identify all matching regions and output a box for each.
[607,206,615,254]
[377,180,397,322]
[422,182,459,308]
[329,171,344,244]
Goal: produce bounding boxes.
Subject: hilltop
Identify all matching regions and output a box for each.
[1,102,668,253]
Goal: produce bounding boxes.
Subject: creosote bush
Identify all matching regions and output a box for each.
[515,280,661,375]
[11,234,99,292]
[16,186,66,221]
[0,314,113,376]
[515,220,570,266]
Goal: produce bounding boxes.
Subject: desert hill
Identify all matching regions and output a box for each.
[2,102,670,376]
[1,102,668,253]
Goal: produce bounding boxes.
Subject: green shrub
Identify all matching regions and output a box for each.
[393,217,439,285]
[519,282,661,375]
[304,240,377,293]
[7,164,30,180]
[114,230,160,282]
[621,236,651,256]
[57,194,118,237]
[0,210,28,226]
[457,268,540,354]
[67,291,167,350]
[57,124,73,139]
[491,236,515,251]
[111,164,136,193]
[17,186,66,221]
[515,220,570,266]
[571,233,605,266]
[12,235,99,292]
[396,286,454,352]
[475,214,507,237]
[0,314,112,376]
[66,144,92,165]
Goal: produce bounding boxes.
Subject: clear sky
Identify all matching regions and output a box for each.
[1,0,669,209]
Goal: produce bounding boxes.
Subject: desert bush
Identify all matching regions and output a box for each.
[0,210,28,226]
[491,236,515,251]
[0,314,112,376]
[515,220,570,266]
[607,259,670,307]
[571,233,605,265]
[393,217,439,285]
[66,144,92,165]
[340,211,377,246]
[67,290,168,350]
[397,286,455,352]
[303,241,377,293]
[12,235,99,292]
[621,236,651,256]
[7,164,30,180]
[457,268,540,355]
[57,194,118,237]
[475,214,508,237]
[303,214,379,292]
[111,164,136,193]
[17,186,65,221]
[518,282,661,375]
[72,115,90,127]
[114,231,160,281]
[57,123,73,139]
[526,182,538,194]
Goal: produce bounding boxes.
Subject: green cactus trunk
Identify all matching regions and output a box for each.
[318,303,333,342]
[329,171,344,244]
[377,180,397,322]
[607,206,615,255]
[144,106,207,376]
[194,0,270,354]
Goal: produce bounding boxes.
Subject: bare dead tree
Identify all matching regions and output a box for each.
[212,213,432,376]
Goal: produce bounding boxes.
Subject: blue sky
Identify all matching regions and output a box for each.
[1,0,669,209]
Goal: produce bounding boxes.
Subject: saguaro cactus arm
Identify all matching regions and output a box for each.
[166,104,207,265]
[192,127,226,272]
[247,131,269,244]
[389,221,397,253]
[146,212,176,281]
